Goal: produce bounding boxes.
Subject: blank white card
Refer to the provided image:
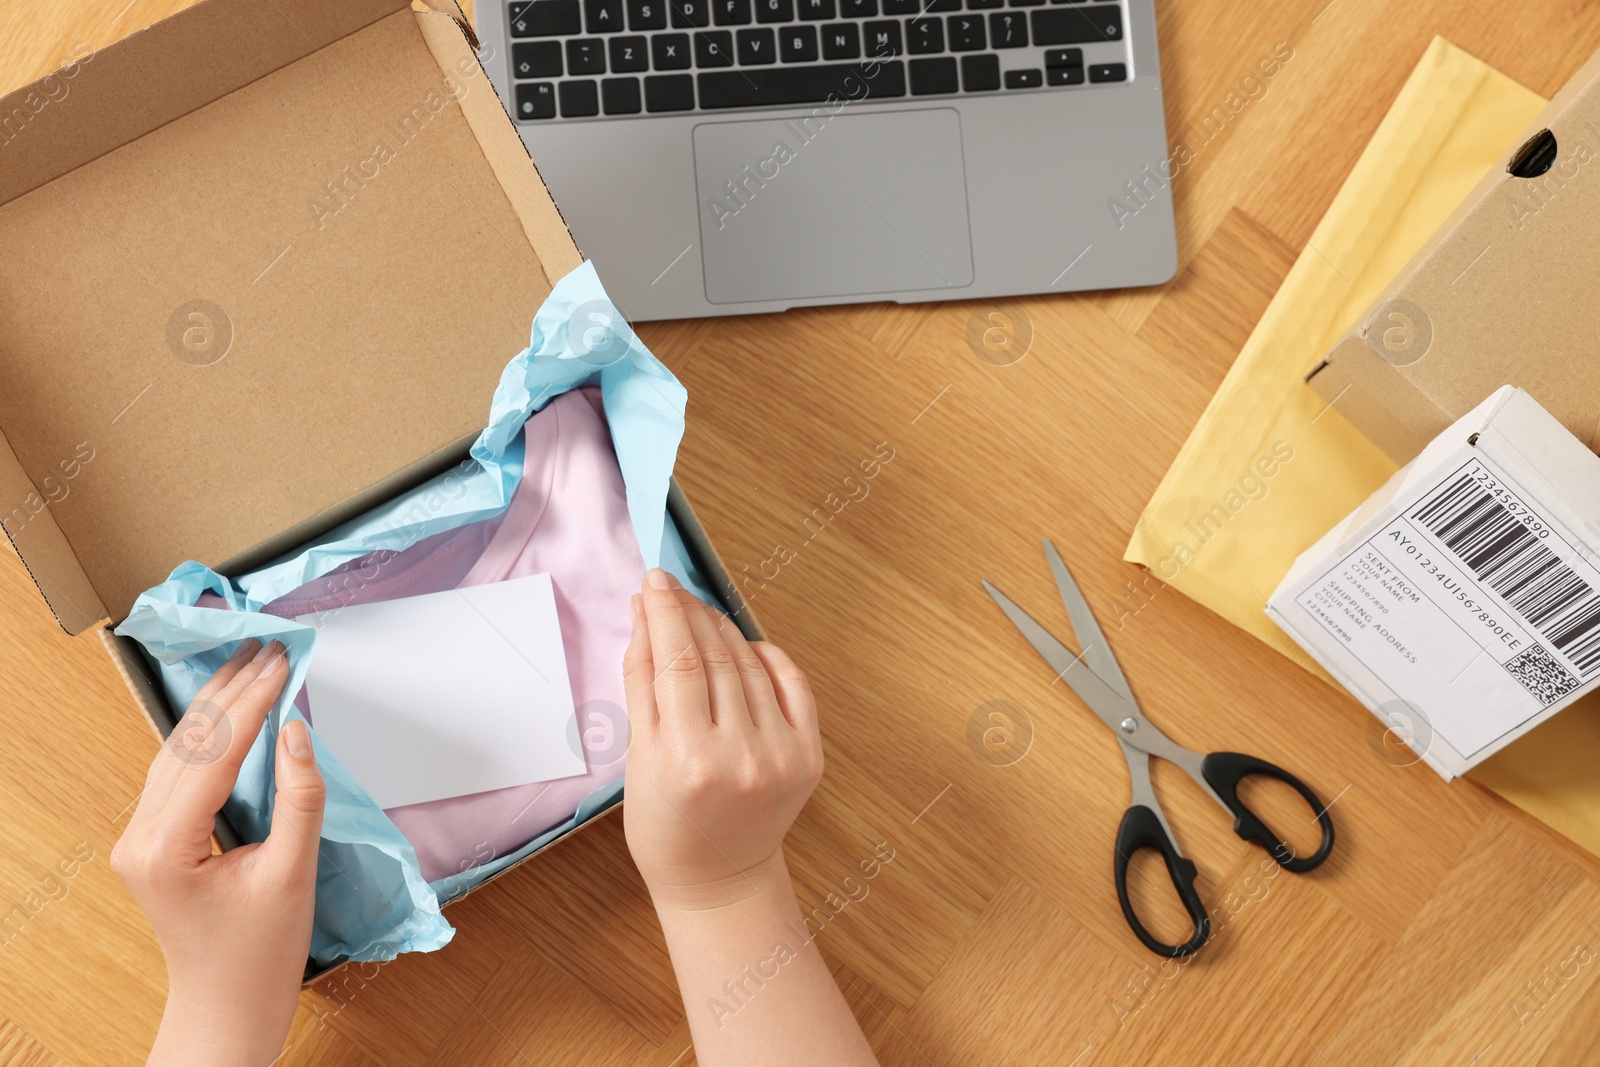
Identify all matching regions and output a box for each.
[297,572,589,809]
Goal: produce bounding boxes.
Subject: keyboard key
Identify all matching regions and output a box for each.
[645,73,695,110]
[514,81,557,118]
[567,38,607,73]
[968,0,1004,8]
[907,16,944,52]
[779,25,818,60]
[585,0,625,30]
[1008,0,1045,6]
[653,32,692,66]
[961,52,999,90]
[737,27,777,62]
[715,0,753,21]
[698,59,905,107]
[601,76,642,112]
[512,41,563,77]
[1004,67,1040,88]
[863,20,902,54]
[881,0,918,13]
[696,31,736,65]
[841,0,877,15]
[560,79,600,115]
[923,0,962,11]
[909,56,957,94]
[946,14,984,49]
[1043,46,1081,66]
[628,0,666,27]
[756,0,794,20]
[798,0,836,18]
[1089,61,1126,82]
[953,53,992,90]
[610,35,649,69]
[1046,64,1083,84]
[670,0,711,26]
[1030,3,1120,44]
[988,11,1026,46]
[821,22,860,58]
[510,0,581,36]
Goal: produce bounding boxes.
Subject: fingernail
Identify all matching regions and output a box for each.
[231,638,262,662]
[252,640,281,663]
[284,719,313,759]
[665,572,682,590]
[646,568,670,590]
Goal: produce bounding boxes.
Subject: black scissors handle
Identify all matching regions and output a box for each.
[1113,805,1211,958]
[1113,754,1335,957]
[1200,752,1336,873]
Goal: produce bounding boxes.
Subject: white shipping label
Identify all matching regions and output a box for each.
[1296,458,1600,759]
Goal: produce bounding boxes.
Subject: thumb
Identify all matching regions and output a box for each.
[263,718,327,875]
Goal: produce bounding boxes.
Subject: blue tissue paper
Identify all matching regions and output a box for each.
[117,262,712,967]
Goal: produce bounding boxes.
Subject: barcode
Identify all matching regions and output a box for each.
[1413,473,1600,675]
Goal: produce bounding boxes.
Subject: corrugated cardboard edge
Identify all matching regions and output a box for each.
[97,627,246,851]
[1309,48,1600,458]
[0,437,107,634]
[414,0,479,49]
[669,480,765,641]
[412,9,583,285]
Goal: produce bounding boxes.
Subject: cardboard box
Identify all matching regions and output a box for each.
[0,0,755,982]
[1268,387,1600,778]
[1307,50,1600,462]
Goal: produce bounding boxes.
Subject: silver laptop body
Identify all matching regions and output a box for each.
[476,0,1176,320]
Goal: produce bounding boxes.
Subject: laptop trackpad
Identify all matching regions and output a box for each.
[693,108,973,304]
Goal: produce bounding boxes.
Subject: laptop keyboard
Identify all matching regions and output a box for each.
[506,0,1129,120]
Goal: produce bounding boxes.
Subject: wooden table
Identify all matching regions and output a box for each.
[5,0,1600,1063]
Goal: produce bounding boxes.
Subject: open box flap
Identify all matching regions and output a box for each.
[0,0,414,207]
[0,0,582,633]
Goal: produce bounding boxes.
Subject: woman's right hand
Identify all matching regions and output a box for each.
[621,568,823,911]
[619,569,877,1066]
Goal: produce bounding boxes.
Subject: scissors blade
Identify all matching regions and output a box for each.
[982,579,1140,733]
[1043,539,1136,705]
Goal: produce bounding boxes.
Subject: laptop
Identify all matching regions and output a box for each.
[477,0,1176,321]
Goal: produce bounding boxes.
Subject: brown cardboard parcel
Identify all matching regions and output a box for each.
[0,0,754,981]
[1308,49,1600,462]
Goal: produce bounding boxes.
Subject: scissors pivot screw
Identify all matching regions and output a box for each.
[1119,718,1138,735]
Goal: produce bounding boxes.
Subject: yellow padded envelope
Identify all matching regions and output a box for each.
[1125,37,1600,856]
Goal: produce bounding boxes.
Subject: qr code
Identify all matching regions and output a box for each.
[1506,644,1581,706]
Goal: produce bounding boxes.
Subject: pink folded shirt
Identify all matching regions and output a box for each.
[200,388,642,882]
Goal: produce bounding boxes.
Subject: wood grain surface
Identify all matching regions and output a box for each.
[4,0,1600,1064]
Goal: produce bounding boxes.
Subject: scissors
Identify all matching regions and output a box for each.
[982,539,1336,957]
